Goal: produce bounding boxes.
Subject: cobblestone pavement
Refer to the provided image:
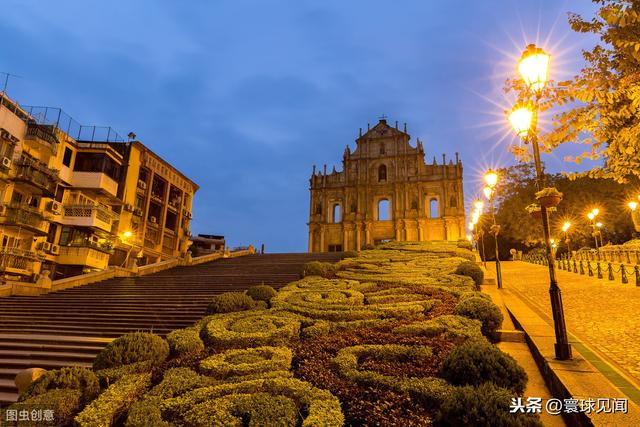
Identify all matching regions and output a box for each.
[497,261,640,384]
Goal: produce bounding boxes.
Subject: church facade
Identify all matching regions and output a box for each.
[308,118,465,252]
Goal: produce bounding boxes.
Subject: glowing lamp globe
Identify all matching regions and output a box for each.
[518,44,550,93]
[561,222,571,233]
[484,170,498,188]
[629,201,638,211]
[509,104,533,137]
[587,212,595,221]
[474,200,484,211]
[483,187,492,200]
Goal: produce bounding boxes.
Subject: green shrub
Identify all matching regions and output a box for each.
[393,315,483,340]
[454,261,484,289]
[245,284,277,303]
[206,292,255,314]
[456,239,473,250]
[303,261,337,278]
[441,340,528,394]
[199,346,292,380]
[93,332,169,371]
[125,397,170,427]
[75,373,152,427]
[342,251,358,258]
[96,361,154,385]
[148,368,214,399]
[459,291,492,302]
[333,344,452,406]
[9,388,83,426]
[161,377,344,426]
[200,311,301,348]
[19,366,99,405]
[435,383,543,427]
[166,327,205,357]
[455,296,503,337]
[362,243,376,250]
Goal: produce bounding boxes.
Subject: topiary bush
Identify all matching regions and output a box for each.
[454,296,503,337]
[10,389,83,426]
[303,261,337,278]
[93,332,169,371]
[245,284,277,304]
[393,315,483,341]
[434,383,542,427]
[206,292,255,314]
[19,366,99,405]
[125,397,170,427]
[342,251,358,258]
[75,373,152,427]
[441,340,528,394]
[147,367,214,400]
[454,261,484,289]
[166,327,205,357]
[199,346,292,381]
[456,239,473,250]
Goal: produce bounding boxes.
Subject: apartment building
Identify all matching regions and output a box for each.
[0,93,197,281]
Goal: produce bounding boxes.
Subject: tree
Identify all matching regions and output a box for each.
[485,163,635,258]
[508,0,640,183]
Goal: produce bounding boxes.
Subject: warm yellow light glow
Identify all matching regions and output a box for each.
[122,231,133,238]
[518,44,550,93]
[550,238,555,244]
[509,104,533,137]
[587,212,595,221]
[596,222,603,228]
[474,200,484,210]
[629,201,638,211]
[466,234,472,241]
[472,211,480,223]
[483,186,493,200]
[592,208,600,216]
[468,222,475,231]
[562,221,571,232]
[484,170,498,188]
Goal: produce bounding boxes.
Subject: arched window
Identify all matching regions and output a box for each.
[429,198,439,218]
[332,204,341,223]
[378,199,391,220]
[378,164,387,182]
[450,195,457,208]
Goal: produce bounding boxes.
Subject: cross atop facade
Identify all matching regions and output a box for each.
[379,114,387,120]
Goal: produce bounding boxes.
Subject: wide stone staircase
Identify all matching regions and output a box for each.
[0,252,343,405]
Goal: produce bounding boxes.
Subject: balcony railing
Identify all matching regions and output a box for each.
[0,203,48,235]
[57,245,111,269]
[13,157,59,196]
[0,248,42,275]
[25,123,60,153]
[61,204,117,232]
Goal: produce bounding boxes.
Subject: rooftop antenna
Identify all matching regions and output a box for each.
[0,72,22,95]
[127,132,136,141]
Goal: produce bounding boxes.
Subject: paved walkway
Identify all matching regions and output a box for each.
[496,261,640,390]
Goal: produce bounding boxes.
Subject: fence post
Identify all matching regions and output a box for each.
[588,261,593,277]
[621,264,628,284]
[626,250,631,265]
[636,265,640,287]
[597,262,603,279]
[579,260,585,275]
[607,262,614,281]
[573,259,577,273]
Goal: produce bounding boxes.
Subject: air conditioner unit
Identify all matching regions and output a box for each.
[133,208,143,217]
[38,242,52,252]
[150,216,157,224]
[50,244,60,255]
[1,157,11,169]
[48,201,62,215]
[137,180,147,190]
[124,204,134,212]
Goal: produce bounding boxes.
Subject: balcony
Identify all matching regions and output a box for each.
[71,172,118,198]
[13,157,59,196]
[25,123,60,154]
[0,203,49,235]
[0,248,43,276]
[60,204,117,232]
[56,245,111,269]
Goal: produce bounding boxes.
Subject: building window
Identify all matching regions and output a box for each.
[332,204,341,223]
[74,153,122,181]
[328,244,343,252]
[378,164,387,182]
[62,147,73,167]
[450,195,457,208]
[380,144,385,155]
[429,198,439,218]
[378,199,391,220]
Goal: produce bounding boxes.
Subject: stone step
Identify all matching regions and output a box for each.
[0,342,103,354]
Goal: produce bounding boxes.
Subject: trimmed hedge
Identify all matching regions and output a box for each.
[75,373,152,427]
[161,377,344,426]
[200,311,301,348]
[245,284,277,304]
[393,315,483,340]
[166,327,205,357]
[435,383,543,427]
[456,239,473,250]
[96,361,154,385]
[303,261,337,278]
[125,397,170,427]
[93,332,169,371]
[148,368,214,399]
[206,292,255,314]
[441,340,528,394]
[9,388,83,426]
[19,366,99,405]
[455,297,503,337]
[454,261,484,289]
[199,346,292,380]
[333,344,452,406]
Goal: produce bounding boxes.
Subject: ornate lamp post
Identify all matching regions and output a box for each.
[508,44,572,360]
[482,170,502,289]
[628,200,640,232]
[587,209,600,249]
[562,221,572,256]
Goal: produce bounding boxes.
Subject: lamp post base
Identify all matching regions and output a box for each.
[554,343,572,360]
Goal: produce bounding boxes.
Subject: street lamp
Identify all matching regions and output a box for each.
[561,221,572,256]
[587,209,600,249]
[483,169,502,289]
[508,44,571,360]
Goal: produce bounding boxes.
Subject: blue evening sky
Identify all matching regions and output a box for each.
[1,1,598,252]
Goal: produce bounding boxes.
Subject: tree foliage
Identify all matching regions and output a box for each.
[507,0,640,182]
